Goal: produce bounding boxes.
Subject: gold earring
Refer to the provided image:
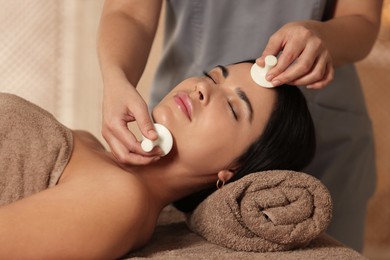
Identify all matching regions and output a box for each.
[216,179,225,189]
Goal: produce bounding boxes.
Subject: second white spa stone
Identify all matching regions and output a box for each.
[250,55,278,88]
[141,123,173,156]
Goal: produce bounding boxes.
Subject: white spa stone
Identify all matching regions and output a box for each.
[141,123,173,156]
[250,55,278,88]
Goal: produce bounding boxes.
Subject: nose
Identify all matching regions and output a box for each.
[195,81,211,105]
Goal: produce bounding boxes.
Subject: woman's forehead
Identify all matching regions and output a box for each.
[223,63,275,98]
[222,63,277,125]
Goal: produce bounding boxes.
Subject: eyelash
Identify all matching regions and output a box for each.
[203,71,238,121]
[228,102,238,121]
[203,71,216,84]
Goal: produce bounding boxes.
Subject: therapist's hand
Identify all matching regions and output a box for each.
[102,77,161,165]
[256,21,334,89]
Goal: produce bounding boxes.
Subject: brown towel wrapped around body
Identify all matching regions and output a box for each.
[0,93,73,206]
[186,170,332,252]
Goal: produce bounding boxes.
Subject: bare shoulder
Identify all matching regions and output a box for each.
[62,167,158,252]
[72,130,107,150]
[0,127,157,258]
[0,165,158,259]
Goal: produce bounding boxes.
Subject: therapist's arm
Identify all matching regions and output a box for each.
[259,0,383,89]
[97,0,163,164]
[316,0,383,65]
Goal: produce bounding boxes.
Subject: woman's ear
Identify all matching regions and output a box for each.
[217,169,235,183]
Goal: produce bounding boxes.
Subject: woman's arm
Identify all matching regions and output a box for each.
[0,171,154,259]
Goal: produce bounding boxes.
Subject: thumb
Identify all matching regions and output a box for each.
[257,35,283,66]
[136,109,158,141]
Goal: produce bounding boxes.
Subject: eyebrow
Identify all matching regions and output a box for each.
[216,65,229,78]
[216,65,254,123]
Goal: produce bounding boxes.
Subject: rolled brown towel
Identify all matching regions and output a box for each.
[186,170,332,252]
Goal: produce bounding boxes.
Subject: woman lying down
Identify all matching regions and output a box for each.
[0,61,315,259]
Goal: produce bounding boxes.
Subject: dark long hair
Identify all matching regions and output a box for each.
[173,65,316,212]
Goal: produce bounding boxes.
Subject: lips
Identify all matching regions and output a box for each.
[174,92,193,120]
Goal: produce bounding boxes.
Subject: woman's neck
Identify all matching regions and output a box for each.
[116,153,216,210]
[67,131,214,212]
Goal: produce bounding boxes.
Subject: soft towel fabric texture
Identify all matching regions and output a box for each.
[186,170,333,252]
[125,206,366,260]
[0,93,73,206]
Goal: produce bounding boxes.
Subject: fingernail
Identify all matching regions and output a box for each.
[266,74,274,81]
[148,129,158,138]
[272,80,281,86]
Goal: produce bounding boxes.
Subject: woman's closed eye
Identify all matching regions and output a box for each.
[203,71,239,121]
[203,71,217,84]
[228,101,238,121]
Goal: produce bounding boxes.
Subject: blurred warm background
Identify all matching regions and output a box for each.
[0,0,162,140]
[356,1,390,259]
[0,1,389,259]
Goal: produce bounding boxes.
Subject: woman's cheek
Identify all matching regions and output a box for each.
[171,124,244,173]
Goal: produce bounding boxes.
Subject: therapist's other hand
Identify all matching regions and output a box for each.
[102,78,160,165]
[257,21,334,89]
